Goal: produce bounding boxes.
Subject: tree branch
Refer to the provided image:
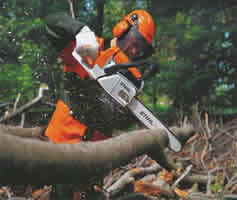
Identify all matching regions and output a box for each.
[0,125,195,183]
[67,0,75,19]
[0,84,48,123]
[0,125,44,138]
[106,162,160,197]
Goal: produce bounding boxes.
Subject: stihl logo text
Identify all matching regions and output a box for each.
[140,111,153,125]
[120,82,130,93]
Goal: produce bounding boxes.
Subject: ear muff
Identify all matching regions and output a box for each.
[113,13,139,39]
[112,20,130,38]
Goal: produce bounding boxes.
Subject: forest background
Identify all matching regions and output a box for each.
[0,0,236,127]
[0,0,237,199]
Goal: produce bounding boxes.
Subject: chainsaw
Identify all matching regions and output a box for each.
[72,50,182,152]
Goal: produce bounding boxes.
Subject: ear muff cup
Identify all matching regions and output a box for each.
[112,20,130,38]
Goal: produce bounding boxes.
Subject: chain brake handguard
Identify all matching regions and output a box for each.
[72,50,139,105]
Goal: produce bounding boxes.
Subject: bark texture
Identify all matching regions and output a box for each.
[0,125,195,183]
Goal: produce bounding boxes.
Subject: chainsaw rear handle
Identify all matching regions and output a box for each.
[104,60,146,74]
[104,61,160,81]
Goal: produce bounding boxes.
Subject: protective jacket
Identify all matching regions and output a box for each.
[44,13,140,143]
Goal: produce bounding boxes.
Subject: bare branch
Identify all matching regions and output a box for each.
[172,164,193,188]
[67,0,75,19]
[0,124,45,138]
[0,84,48,123]
[206,167,219,195]
[13,93,21,112]
[0,103,12,108]
[106,162,160,197]
[20,113,25,128]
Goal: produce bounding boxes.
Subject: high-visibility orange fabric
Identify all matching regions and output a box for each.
[60,39,141,80]
[45,99,87,143]
[95,46,120,67]
[95,46,142,79]
[114,50,142,79]
[46,37,142,144]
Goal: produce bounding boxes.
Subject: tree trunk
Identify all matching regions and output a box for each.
[95,0,105,36]
[0,125,195,183]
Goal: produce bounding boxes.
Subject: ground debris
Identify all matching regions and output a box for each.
[1,118,237,200]
[97,117,237,200]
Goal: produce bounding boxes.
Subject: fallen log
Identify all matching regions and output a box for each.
[0,125,195,183]
[0,125,44,138]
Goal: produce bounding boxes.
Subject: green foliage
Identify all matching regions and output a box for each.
[0,0,149,125]
[210,175,224,193]
[1,0,236,126]
[149,7,237,119]
[0,8,46,104]
[0,63,34,102]
[103,1,127,39]
[103,0,148,40]
[154,104,177,125]
[0,1,59,124]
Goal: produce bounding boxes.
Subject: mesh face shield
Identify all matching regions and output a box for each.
[117,26,154,61]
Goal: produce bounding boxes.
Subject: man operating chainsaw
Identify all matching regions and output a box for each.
[43,10,156,143]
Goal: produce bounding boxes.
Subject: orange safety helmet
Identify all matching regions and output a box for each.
[112,10,155,60]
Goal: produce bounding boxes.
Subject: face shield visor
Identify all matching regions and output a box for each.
[117,26,154,61]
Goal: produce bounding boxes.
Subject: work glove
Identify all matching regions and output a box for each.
[75,26,99,61]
